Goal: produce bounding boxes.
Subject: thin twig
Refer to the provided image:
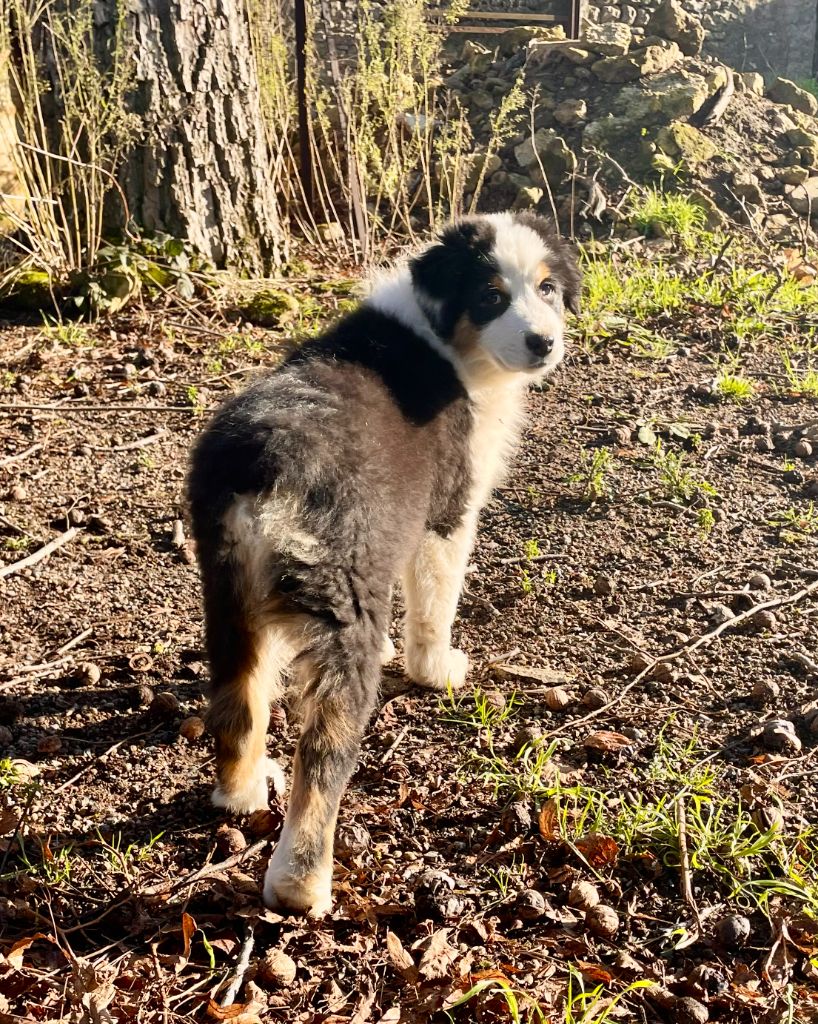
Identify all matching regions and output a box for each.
[0,441,44,467]
[142,838,269,899]
[0,527,77,579]
[220,920,257,1007]
[676,798,701,930]
[380,724,409,765]
[660,578,818,661]
[0,403,197,414]
[89,430,169,453]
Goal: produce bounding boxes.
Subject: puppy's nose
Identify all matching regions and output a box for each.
[525,333,554,357]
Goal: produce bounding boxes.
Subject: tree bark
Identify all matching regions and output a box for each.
[121,0,283,272]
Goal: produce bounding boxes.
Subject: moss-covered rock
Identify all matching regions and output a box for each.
[656,122,718,166]
[0,269,56,311]
[239,288,300,327]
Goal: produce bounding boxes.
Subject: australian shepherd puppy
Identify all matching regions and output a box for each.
[187,211,581,917]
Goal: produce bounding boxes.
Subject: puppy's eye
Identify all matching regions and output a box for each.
[539,280,555,297]
[481,288,504,306]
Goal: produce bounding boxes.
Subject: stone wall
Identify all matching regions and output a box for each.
[584,0,817,80]
[316,0,817,80]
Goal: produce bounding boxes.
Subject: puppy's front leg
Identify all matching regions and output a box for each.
[403,524,474,691]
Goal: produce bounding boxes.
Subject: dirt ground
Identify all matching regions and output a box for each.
[1,255,818,1023]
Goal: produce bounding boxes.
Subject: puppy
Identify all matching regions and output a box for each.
[187,212,581,917]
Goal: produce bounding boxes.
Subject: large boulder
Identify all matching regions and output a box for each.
[583,22,633,56]
[767,78,818,118]
[786,177,818,215]
[646,0,704,57]
[594,40,681,82]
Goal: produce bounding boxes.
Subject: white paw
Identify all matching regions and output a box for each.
[380,634,397,665]
[212,757,286,814]
[263,849,333,918]
[405,645,469,691]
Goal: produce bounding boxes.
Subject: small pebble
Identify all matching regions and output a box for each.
[512,725,543,752]
[763,719,802,753]
[773,431,791,451]
[179,716,205,741]
[0,700,24,726]
[10,484,27,501]
[751,678,780,704]
[586,904,619,938]
[593,575,616,597]
[751,805,784,833]
[335,822,370,858]
[149,691,180,716]
[0,724,13,747]
[748,572,771,591]
[671,996,709,1024]
[37,735,62,754]
[629,652,652,673]
[257,948,297,988]
[216,825,246,855]
[512,889,547,920]
[67,508,85,526]
[794,439,813,459]
[581,686,609,710]
[651,661,675,683]
[688,963,728,996]
[544,687,572,711]
[501,801,533,837]
[568,880,600,911]
[709,603,734,625]
[715,913,751,948]
[753,610,777,631]
[755,436,774,453]
[135,684,155,707]
[695,383,713,400]
[79,662,102,685]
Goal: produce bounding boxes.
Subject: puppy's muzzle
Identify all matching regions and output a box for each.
[524,332,555,366]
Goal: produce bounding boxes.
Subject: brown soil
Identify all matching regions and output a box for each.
[1,271,817,1022]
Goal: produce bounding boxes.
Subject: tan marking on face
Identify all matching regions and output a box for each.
[535,261,552,289]
[452,312,481,355]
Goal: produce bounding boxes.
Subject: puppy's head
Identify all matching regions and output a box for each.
[410,212,581,376]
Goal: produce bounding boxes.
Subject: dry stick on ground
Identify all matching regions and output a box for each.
[676,798,702,935]
[0,527,78,580]
[0,403,197,414]
[89,429,169,453]
[0,441,45,467]
[142,838,270,900]
[220,920,257,1007]
[544,576,818,740]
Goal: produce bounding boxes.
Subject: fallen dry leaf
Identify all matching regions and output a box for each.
[206,999,263,1023]
[576,833,619,867]
[385,930,417,983]
[2,932,57,970]
[415,929,458,982]
[538,798,560,841]
[583,731,634,752]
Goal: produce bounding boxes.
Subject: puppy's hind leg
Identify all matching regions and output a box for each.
[263,640,379,918]
[203,574,290,814]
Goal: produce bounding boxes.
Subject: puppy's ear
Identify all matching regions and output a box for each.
[410,221,483,301]
[557,241,583,316]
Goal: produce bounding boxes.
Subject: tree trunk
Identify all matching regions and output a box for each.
[121,0,283,272]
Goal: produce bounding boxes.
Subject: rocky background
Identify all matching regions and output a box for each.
[584,0,817,81]
[444,0,818,244]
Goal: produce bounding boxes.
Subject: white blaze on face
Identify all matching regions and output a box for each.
[479,212,566,374]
